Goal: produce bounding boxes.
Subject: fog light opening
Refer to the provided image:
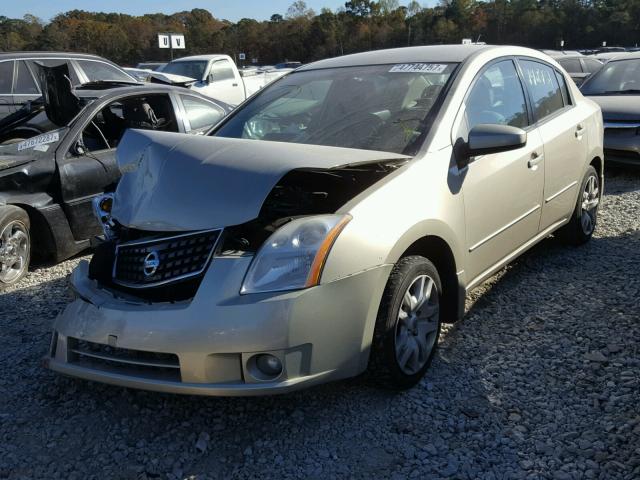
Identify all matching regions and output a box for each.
[251,354,283,380]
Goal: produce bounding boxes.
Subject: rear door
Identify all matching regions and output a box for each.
[458,58,545,281]
[517,59,589,232]
[0,61,15,119]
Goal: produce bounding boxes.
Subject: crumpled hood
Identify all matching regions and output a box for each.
[113,129,409,231]
[149,72,198,87]
[588,95,640,121]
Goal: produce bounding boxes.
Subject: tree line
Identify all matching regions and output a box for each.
[0,0,638,66]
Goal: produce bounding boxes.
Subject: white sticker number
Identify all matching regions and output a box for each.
[389,63,448,74]
[17,132,60,152]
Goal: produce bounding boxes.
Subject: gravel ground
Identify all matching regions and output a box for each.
[1,169,639,480]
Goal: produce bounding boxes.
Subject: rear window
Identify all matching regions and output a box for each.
[558,58,582,73]
[214,63,458,155]
[76,60,134,83]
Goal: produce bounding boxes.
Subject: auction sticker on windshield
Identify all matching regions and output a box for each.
[389,64,448,74]
[17,132,60,152]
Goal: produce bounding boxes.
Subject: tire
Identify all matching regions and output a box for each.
[556,166,600,246]
[0,206,31,288]
[369,255,443,390]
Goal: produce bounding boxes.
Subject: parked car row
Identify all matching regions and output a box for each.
[31,45,605,396]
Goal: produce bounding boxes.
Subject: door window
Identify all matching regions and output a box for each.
[211,60,236,81]
[555,71,572,106]
[520,60,565,121]
[465,60,529,130]
[14,61,39,94]
[27,59,81,85]
[180,95,225,131]
[0,61,14,94]
[78,94,178,152]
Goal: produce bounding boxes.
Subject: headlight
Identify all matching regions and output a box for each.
[241,214,351,294]
[92,193,116,240]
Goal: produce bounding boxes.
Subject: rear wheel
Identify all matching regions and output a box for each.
[557,166,600,245]
[369,255,442,389]
[0,206,31,287]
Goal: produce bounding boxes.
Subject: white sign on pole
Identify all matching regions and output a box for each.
[239,53,246,60]
[560,40,565,47]
[158,34,170,49]
[171,34,185,49]
[602,41,607,47]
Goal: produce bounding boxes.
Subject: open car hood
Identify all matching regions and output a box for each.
[113,129,410,231]
[35,63,82,126]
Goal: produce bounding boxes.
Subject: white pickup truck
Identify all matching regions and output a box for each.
[151,55,290,106]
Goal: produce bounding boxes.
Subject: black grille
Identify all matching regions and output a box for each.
[113,229,220,288]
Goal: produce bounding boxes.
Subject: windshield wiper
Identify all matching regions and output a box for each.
[600,89,640,95]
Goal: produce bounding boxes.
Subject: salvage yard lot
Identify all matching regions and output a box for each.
[1,170,639,480]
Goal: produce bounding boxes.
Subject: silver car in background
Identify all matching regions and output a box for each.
[47,45,604,395]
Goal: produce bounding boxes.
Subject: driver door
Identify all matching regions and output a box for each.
[457,59,545,283]
[58,93,178,240]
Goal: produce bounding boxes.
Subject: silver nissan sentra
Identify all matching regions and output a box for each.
[46,45,604,395]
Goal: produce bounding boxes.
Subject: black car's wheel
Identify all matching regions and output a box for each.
[0,206,31,287]
[369,255,442,389]
[557,166,600,246]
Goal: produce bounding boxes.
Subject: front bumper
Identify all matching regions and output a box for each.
[47,259,392,396]
[604,128,640,166]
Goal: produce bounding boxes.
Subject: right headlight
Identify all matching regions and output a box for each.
[240,214,351,294]
[92,193,116,240]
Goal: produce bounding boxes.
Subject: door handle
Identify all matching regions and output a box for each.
[232,83,239,87]
[528,152,544,169]
[575,124,585,138]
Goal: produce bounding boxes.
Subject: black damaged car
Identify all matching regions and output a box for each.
[0,65,231,287]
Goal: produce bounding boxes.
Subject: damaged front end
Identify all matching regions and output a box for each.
[87,129,408,303]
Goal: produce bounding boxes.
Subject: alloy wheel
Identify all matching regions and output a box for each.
[0,220,29,284]
[580,174,599,236]
[394,274,440,375]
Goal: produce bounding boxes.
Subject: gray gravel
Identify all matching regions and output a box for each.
[1,169,639,480]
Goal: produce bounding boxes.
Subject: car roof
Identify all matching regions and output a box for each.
[298,44,493,71]
[169,55,229,62]
[0,51,114,62]
[602,51,640,61]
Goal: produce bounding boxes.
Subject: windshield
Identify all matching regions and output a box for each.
[0,128,67,159]
[162,61,208,80]
[581,58,640,95]
[214,63,457,155]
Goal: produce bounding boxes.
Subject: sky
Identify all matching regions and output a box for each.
[3,0,433,23]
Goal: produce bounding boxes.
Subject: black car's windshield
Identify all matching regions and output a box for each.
[581,58,640,95]
[214,63,458,155]
[162,61,208,80]
[0,128,67,159]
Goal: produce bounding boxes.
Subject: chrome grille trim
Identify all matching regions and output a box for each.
[112,228,222,289]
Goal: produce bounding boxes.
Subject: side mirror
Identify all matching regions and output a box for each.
[457,124,527,169]
[207,73,215,84]
[73,140,86,156]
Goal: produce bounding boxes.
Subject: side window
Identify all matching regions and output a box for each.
[465,60,529,131]
[181,95,225,131]
[0,61,14,94]
[14,61,40,94]
[76,60,133,83]
[558,58,582,73]
[555,70,572,106]
[211,60,235,82]
[520,60,565,121]
[28,59,81,86]
[79,94,178,152]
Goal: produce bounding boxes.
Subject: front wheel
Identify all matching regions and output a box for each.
[556,165,600,246]
[369,255,442,389]
[0,206,31,288]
